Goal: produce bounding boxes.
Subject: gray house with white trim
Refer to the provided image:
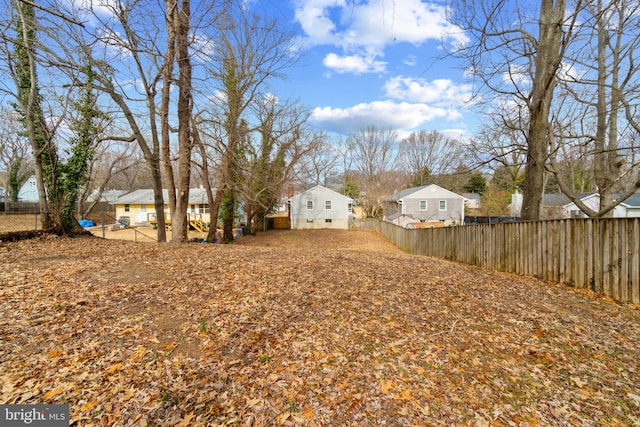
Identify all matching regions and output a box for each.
[384,184,466,226]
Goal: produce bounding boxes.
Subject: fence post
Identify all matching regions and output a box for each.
[34,213,38,231]
[134,228,137,243]
[101,211,106,238]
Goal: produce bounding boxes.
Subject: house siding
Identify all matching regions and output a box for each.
[402,197,464,223]
[385,185,465,225]
[112,188,211,226]
[289,185,351,230]
[562,195,640,218]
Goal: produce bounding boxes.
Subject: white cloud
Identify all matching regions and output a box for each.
[384,76,473,105]
[310,100,460,135]
[294,0,468,52]
[403,55,417,66]
[294,0,344,47]
[65,0,121,25]
[95,27,132,59]
[503,64,530,87]
[558,61,586,82]
[190,32,216,65]
[323,52,386,74]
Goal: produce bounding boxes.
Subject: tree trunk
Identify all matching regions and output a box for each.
[170,0,193,243]
[521,0,566,220]
[162,0,177,219]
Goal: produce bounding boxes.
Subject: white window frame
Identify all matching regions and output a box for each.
[124,204,130,212]
[419,200,427,211]
[306,200,313,210]
[325,200,332,210]
[439,200,447,211]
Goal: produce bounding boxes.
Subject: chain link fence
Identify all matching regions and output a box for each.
[0,213,42,233]
[0,202,118,235]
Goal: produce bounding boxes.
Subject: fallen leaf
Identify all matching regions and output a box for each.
[105,363,122,374]
[43,387,63,400]
[176,412,195,427]
[379,379,396,394]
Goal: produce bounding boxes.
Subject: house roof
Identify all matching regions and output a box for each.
[619,193,640,207]
[542,192,640,208]
[112,188,211,205]
[88,189,127,203]
[288,184,352,202]
[385,184,464,202]
[462,192,481,201]
[386,212,414,221]
[542,193,597,207]
[386,185,429,202]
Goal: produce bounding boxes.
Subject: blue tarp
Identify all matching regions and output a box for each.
[78,219,95,228]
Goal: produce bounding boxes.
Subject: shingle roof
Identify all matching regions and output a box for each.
[543,193,595,207]
[112,188,211,205]
[619,193,640,207]
[542,192,640,208]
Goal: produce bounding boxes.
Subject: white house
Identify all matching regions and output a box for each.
[561,193,640,218]
[511,192,640,218]
[462,193,481,210]
[288,185,353,230]
[17,175,39,202]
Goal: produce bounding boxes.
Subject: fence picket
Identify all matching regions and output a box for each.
[366,218,640,304]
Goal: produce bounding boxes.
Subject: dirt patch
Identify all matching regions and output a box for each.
[234,228,402,253]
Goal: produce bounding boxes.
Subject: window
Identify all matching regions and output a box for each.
[140,204,147,212]
[306,219,314,223]
[439,200,447,211]
[348,202,353,213]
[306,200,313,210]
[325,219,332,223]
[419,200,427,211]
[200,204,209,214]
[124,204,130,212]
[325,200,332,210]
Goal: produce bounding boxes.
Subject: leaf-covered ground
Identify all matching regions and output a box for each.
[1,229,639,426]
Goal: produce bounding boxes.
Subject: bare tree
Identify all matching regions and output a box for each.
[549,0,640,217]
[0,108,32,205]
[1,0,102,233]
[471,110,528,192]
[398,130,464,187]
[165,0,194,243]
[240,98,322,233]
[200,4,298,242]
[296,137,341,187]
[451,0,582,220]
[347,125,397,217]
[61,0,171,240]
[78,138,141,217]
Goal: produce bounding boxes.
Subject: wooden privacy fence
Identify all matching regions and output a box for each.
[366,218,640,304]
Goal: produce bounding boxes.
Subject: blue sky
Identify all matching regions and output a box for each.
[257,0,476,140]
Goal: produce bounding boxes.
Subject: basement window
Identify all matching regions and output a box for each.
[325,219,332,223]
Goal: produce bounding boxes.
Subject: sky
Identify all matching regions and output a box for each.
[256,0,476,140]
